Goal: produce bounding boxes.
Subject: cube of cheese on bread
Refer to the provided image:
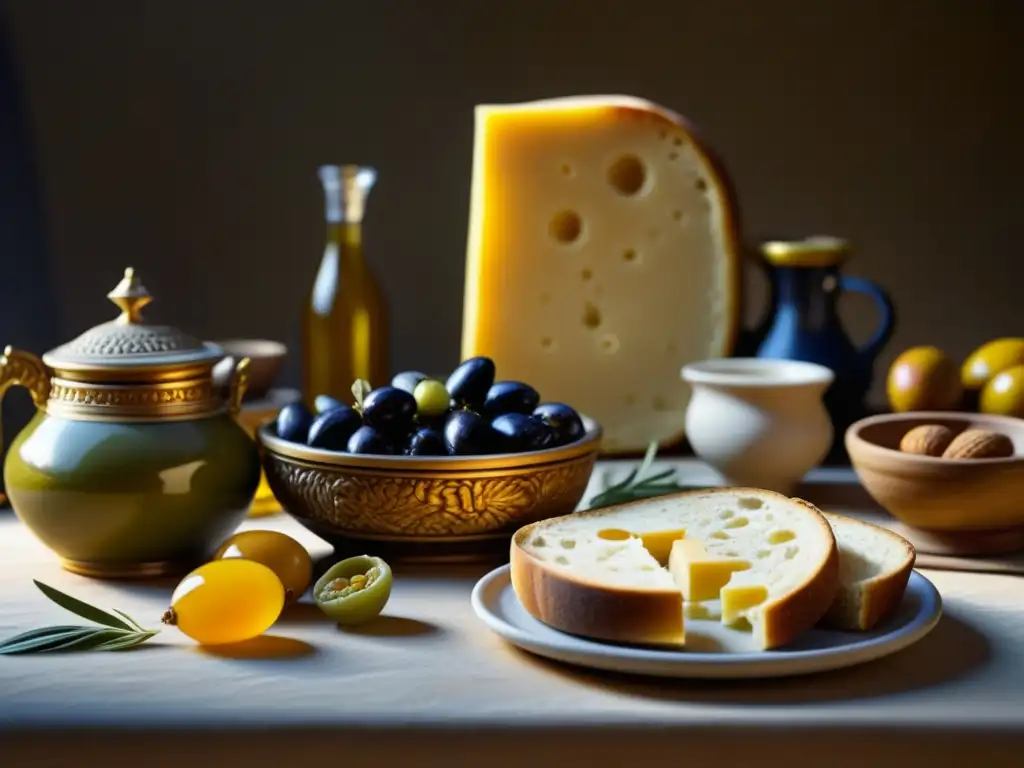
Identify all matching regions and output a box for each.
[461,95,742,454]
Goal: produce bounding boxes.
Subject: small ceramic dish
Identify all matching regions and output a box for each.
[212,339,287,400]
[681,358,834,494]
[257,417,601,563]
[846,411,1024,555]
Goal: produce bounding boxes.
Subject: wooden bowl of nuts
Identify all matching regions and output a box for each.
[846,411,1024,555]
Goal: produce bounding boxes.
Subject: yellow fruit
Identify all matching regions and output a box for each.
[980,364,1024,418]
[962,338,1024,390]
[162,559,285,645]
[213,530,312,603]
[886,346,963,413]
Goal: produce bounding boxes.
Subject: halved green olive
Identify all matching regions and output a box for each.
[313,555,393,626]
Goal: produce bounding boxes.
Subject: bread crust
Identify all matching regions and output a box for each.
[510,488,839,650]
[819,512,916,631]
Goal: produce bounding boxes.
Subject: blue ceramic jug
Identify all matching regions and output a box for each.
[751,237,896,435]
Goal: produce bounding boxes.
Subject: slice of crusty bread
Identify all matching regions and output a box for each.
[510,488,839,650]
[820,512,916,632]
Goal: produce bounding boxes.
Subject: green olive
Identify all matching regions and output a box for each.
[413,379,451,417]
[313,555,393,626]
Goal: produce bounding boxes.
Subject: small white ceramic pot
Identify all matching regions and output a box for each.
[681,358,835,495]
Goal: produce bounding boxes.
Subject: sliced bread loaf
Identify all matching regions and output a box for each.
[820,512,916,631]
[510,488,839,650]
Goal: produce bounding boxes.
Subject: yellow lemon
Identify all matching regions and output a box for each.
[962,338,1024,391]
[980,364,1024,418]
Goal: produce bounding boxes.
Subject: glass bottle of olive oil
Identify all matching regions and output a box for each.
[303,165,389,403]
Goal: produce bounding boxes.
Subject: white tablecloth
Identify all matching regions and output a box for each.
[2,461,1022,766]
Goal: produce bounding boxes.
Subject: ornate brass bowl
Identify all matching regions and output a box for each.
[257,418,601,563]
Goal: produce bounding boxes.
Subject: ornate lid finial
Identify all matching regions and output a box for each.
[107,267,153,324]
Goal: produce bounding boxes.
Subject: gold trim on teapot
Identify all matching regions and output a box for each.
[0,268,250,422]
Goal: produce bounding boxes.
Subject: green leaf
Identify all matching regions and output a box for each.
[43,628,132,652]
[33,580,135,630]
[0,625,158,655]
[585,443,708,511]
[351,379,371,410]
[0,625,94,653]
[636,441,659,480]
[0,626,108,655]
[112,609,145,632]
[92,630,159,652]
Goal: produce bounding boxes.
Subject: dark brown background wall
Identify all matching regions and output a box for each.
[2,0,1020,404]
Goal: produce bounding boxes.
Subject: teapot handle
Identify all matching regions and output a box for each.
[839,276,897,363]
[0,346,50,408]
[226,357,251,418]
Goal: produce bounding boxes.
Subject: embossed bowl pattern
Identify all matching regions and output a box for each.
[257,417,601,562]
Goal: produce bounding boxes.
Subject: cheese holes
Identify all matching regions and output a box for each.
[652,396,668,411]
[549,210,582,244]
[540,336,555,352]
[668,152,679,161]
[607,155,646,196]
[768,529,796,545]
[582,302,602,329]
[622,248,638,263]
[738,497,764,510]
[559,163,574,177]
[599,334,620,354]
[695,178,708,192]
[597,528,633,541]
[673,136,683,147]
[581,268,593,281]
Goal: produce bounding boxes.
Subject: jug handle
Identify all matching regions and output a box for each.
[838,276,897,363]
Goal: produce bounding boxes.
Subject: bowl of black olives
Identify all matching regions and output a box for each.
[257,357,600,562]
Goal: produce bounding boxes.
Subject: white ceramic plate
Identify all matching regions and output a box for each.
[470,565,942,679]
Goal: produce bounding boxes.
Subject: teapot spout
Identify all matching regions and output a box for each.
[0,346,50,408]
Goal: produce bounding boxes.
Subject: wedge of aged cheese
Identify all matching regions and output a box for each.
[510,488,839,649]
[820,513,916,631]
[461,95,743,453]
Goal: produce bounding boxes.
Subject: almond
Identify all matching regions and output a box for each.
[941,428,1015,460]
[899,424,956,457]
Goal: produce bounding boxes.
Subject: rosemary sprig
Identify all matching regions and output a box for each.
[586,442,709,510]
[0,580,159,655]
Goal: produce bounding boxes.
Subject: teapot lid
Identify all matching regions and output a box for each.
[759,236,851,269]
[42,268,224,375]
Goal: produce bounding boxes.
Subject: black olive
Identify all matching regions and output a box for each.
[391,370,429,394]
[307,406,362,451]
[415,410,450,431]
[445,357,496,410]
[361,386,418,434]
[347,425,396,455]
[405,427,447,456]
[275,402,314,444]
[483,381,540,417]
[314,394,346,414]
[532,402,585,446]
[443,410,497,456]
[491,413,555,453]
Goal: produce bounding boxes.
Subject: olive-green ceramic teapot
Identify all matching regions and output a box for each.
[0,268,261,579]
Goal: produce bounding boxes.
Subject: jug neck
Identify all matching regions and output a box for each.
[772,265,840,322]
